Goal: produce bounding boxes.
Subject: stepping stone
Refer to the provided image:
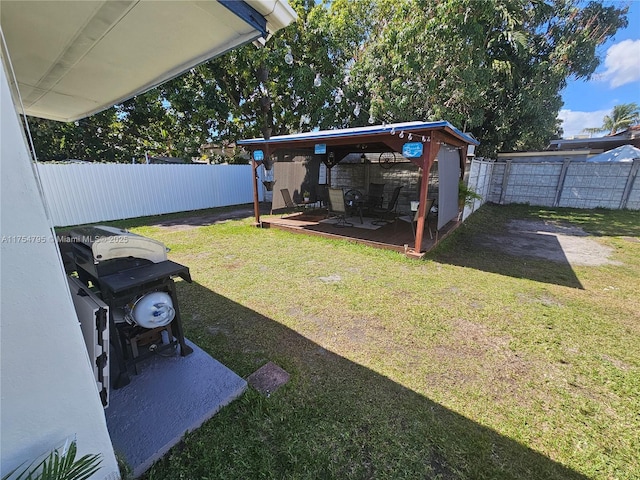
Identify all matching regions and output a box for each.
[247,361,290,396]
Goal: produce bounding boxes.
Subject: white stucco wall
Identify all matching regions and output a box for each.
[1,59,119,479]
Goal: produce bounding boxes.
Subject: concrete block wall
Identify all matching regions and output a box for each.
[559,162,632,209]
[331,161,429,213]
[468,158,640,211]
[487,162,506,203]
[504,163,563,207]
[627,177,640,209]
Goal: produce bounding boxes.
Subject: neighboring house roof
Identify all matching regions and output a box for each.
[0,0,297,122]
[585,145,640,163]
[547,126,640,151]
[610,125,640,138]
[147,156,186,164]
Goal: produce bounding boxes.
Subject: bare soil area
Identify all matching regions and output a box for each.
[150,207,256,231]
[478,219,621,266]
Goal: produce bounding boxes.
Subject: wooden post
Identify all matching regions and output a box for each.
[413,135,440,253]
[251,157,261,226]
[620,158,640,209]
[499,159,512,205]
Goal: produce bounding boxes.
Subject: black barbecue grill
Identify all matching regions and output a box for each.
[64,226,193,389]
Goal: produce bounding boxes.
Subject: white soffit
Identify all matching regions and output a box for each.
[0,0,297,122]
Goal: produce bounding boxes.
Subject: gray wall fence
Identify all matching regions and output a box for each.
[36,163,259,227]
[465,158,640,218]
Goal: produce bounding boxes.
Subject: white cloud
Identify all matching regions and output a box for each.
[558,109,611,138]
[598,39,640,88]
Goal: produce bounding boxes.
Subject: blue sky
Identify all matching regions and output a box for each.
[558,1,640,137]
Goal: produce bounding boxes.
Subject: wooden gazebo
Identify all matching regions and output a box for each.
[238,121,479,254]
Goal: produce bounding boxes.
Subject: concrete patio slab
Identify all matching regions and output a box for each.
[105,339,246,477]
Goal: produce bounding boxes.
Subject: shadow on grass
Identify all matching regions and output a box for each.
[142,281,588,480]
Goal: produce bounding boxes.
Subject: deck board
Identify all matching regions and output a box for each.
[261,210,460,256]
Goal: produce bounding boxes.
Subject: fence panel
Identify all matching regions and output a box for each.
[36,163,257,227]
[467,158,639,215]
[559,162,632,209]
[464,159,493,220]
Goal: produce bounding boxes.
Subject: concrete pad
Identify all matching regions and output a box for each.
[247,361,290,396]
[105,339,246,477]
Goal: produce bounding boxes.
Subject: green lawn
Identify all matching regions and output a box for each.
[108,204,639,479]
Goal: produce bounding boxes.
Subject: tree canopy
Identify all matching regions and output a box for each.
[28,0,628,161]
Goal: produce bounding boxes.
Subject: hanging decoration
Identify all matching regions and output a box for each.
[271,44,441,143]
[280,47,375,127]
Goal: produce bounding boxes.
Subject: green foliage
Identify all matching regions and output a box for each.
[2,439,102,480]
[349,0,628,156]
[28,0,628,162]
[459,180,482,206]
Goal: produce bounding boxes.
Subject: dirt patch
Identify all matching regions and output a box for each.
[478,219,621,266]
[425,319,533,403]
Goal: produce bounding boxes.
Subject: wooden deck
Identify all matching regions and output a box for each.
[260,209,461,257]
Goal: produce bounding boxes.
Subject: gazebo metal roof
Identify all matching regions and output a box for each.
[237,121,479,146]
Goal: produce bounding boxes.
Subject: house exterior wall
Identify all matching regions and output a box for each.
[37,163,258,227]
[497,151,592,162]
[1,62,119,478]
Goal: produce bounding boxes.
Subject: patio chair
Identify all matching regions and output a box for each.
[411,198,435,240]
[280,188,303,215]
[365,182,385,211]
[327,188,353,227]
[371,185,403,225]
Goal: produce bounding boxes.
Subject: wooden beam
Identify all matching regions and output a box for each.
[251,144,271,226]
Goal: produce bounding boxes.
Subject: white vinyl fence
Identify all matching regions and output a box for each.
[465,157,640,219]
[36,163,260,227]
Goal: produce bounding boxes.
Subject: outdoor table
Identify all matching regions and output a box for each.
[344,189,367,223]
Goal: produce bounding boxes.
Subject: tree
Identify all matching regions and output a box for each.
[583,103,640,136]
[345,0,628,156]
[28,0,628,161]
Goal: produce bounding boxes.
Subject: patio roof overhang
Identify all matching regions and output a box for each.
[0,0,297,122]
[240,121,480,255]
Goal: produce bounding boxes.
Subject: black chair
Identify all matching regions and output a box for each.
[371,186,403,225]
[344,189,364,223]
[327,188,353,227]
[365,182,385,210]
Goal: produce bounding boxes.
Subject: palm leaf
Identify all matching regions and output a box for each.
[2,439,102,480]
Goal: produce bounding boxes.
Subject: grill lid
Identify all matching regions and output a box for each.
[70,226,168,264]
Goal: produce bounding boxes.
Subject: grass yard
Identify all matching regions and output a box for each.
[107,204,639,479]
